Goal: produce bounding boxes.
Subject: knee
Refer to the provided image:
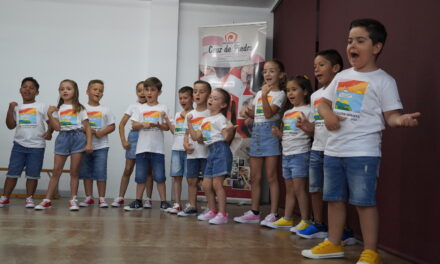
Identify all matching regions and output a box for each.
[266,175,278,184]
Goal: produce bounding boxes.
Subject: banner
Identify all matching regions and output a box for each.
[198,22,267,201]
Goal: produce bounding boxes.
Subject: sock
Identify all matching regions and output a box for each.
[251,210,260,215]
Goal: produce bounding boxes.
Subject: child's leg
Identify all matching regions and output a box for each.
[151,153,167,201]
[328,201,346,245]
[136,183,146,200]
[311,193,324,222]
[69,152,83,198]
[94,148,109,198]
[97,181,106,198]
[134,153,149,200]
[84,180,93,197]
[249,157,263,211]
[3,178,18,198]
[356,206,379,251]
[156,182,166,201]
[293,177,309,220]
[202,178,215,211]
[145,170,153,198]
[212,176,226,214]
[264,156,280,214]
[45,154,68,199]
[309,151,325,223]
[283,179,296,218]
[118,158,135,197]
[187,178,198,207]
[25,179,38,197]
[173,176,183,205]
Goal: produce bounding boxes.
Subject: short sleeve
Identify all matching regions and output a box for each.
[379,78,403,112]
[322,77,338,102]
[271,91,286,108]
[79,109,88,121]
[130,108,142,122]
[41,104,49,122]
[105,107,116,125]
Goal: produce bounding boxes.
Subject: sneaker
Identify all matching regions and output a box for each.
[198,209,218,221]
[111,197,124,207]
[143,197,152,209]
[342,228,357,246]
[209,212,228,225]
[35,199,52,210]
[98,198,109,208]
[233,210,260,224]
[0,196,10,208]
[177,204,198,216]
[290,219,310,233]
[79,197,94,207]
[356,249,381,264]
[167,203,181,214]
[260,213,279,227]
[124,200,143,211]
[301,240,344,259]
[25,196,35,208]
[69,199,80,211]
[298,223,328,239]
[266,217,293,229]
[160,201,172,211]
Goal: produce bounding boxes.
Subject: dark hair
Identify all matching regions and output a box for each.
[350,18,387,55]
[57,79,85,113]
[136,81,144,89]
[21,77,39,91]
[88,79,104,89]
[214,88,231,117]
[263,59,287,90]
[144,77,162,91]
[194,80,212,92]
[316,49,344,72]
[286,76,313,105]
[178,86,193,96]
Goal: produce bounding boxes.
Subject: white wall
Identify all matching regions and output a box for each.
[0,0,273,201]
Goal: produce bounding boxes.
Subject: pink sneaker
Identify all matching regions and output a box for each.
[197,210,218,221]
[233,210,260,223]
[209,212,228,225]
[260,213,279,227]
[35,199,52,210]
[111,197,124,207]
[0,196,10,208]
[79,197,94,207]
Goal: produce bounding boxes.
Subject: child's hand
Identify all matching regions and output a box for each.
[8,102,18,110]
[395,112,420,127]
[224,123,237,133]
[262,84,272,96]
[85,144,93,153]
[296,112,311,131]
[271,126,282,138]
[48,106,58,115]
[161,111,169,121]
[122,140,131,150]
[142,122,152,129]
[42,131,52,140]
[324,113,346,131]
[183,141,194,154]
[187,114,193,122]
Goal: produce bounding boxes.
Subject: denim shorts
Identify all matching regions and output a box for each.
[309,150,324,192]
[125,130,139,159]
[135,152,166,183]
[7,142,45,179]
[323,155,381,206]
[204,141,232,178]
[79,147,109,181]
[282,152,310,179]
[54,130,86,155]
[170,150,187,177]
[185,158,207,178]
[249,121,281,157]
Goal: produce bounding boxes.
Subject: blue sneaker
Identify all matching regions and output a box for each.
[298,223,328,239]
[342,228,356,246]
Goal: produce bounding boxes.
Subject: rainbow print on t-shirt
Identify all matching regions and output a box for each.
[175,116,185,134]
[313,98,324,121]
[256,96,273,114]
[335,80,368,113]
[59,109,78,126]
[87,111,103,129]
[283,111,301,131]
[191,117,204,131]
[201,121,211,142]
[143,111,161,124]
[18,108,37,125]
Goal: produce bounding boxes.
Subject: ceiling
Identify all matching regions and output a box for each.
[180,0,277,8]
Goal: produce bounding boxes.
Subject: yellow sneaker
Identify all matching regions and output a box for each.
[267,217,293,229]
[289,219,310,233]
[301,240,344,259]
[356,249,381,264]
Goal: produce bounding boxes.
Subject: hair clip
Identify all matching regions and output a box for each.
[303,75,309,80]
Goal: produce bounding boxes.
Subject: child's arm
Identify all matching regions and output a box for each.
[47,106,61,131]
[6,102,17,129]
[222,123,237,143]
[83,119,93,153]
[296,112,315,136]
[261,85,280,119]
[183,132,194,154]
[384,110,420,128]
[42,121,54,140]
[162,112,175,134]
[119,114,131,149]
[271,123,283,139]
[186,114,203,142]
[95,124,115,139]
[318,98,346,131]
[152,112,169,131]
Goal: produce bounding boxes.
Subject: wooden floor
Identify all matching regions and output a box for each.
[0,198,409,264]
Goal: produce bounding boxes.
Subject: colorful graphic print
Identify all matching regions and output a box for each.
[335,80,368,113]
[87,111,103,129]
[313,98,324,121]
[283,111,301,131]
[175,116,185,134]
[59,109,78,127]
[256,96,273,114]
[201,121,212,142]
[143,111,161,124]
[191,117,205,131]
[18,108,37,125]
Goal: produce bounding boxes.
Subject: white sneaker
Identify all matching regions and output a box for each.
[197,210,218,221]
[233,210,260,224]
[25,196,35,208]
[99,198,109,208]
[111,197,124,207]
[69,198,79,211]
[79,196,94,207]
[209,212,228,225]
[143,197,152,209]
[260,213,278,226]
[167,203,181,214]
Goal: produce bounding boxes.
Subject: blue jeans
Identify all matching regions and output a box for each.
[204,141,232,178]
[7,142,45,179]
[185,158,207,178]
[125,130,139,159]
[170,150,187,177]
[282,152,310,179]
[309,150,324,192]
[249,121,281,157]
[79,147,109,181]
[135,152,166,183]
[323,155,381,206]
[55,130,86,155]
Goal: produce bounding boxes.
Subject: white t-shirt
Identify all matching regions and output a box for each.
[54,104,88,131]
[85,104,116,150]
[185,109,210,159]
[171,111,186,151]
[13,102,49,148]
[282,105,312,155]
[201,113,229,146]
[124,102,143,117]
[322,68,403,157]
[253,90,286,122]
[309,88,329,151]
[131,103,168,155]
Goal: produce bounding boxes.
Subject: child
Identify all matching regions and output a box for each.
[177,80,211,217]
[78,80,115,208]
[0,77,52,208]
[35,79,93,211]
[188,88,236,224]
[296,50,343,239]
[124,77,171,211]
[162,86,194,213]
[234,60,286,226]
[302,19,420,263]
[269,76,313,232]
[111,81,154,208]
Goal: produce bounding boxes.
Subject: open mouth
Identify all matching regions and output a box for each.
[350,52,360,59]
